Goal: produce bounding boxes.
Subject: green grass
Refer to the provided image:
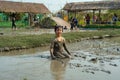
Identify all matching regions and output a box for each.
[80,24,120,29]
[63,29,120,41]
[0,34,52,48]
[0,29,120,49]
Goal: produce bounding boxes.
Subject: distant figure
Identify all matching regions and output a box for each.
[64,26,67,30]
[85,14,90,25]
[57,12,62,18]
[24,17,28,26]
[73,17,78,30]
[112,13,118,24]
[50,25,71,60]
[70,17,74,30]
[70,17,78,30]
[33,16,39,31]
[93,15,97,23]
[11,16,17,30]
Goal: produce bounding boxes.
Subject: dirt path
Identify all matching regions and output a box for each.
[51,17,70,29]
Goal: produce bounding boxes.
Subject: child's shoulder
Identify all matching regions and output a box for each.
[54,37,65,42]
[61,37,66,41]
[52,37,65,42]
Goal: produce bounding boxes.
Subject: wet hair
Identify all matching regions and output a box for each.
[54,25,63,32]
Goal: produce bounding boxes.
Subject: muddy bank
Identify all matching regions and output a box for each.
[0,34,118,53]
[1,35,120,56]
[1,28,120,53]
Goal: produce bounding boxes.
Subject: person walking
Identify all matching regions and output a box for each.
[11,15,17,30]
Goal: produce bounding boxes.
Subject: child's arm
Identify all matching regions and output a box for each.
[63,43,71,55]
[50,40,56,59]
[50,48,55,59]
[63,38,71,55]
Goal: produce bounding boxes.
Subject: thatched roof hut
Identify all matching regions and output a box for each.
[0,1,51,26]
[63,1,120,12]
[63,1,120,21]
[0,1,50,13]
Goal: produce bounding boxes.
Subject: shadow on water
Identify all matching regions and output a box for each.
[50,59,70,80]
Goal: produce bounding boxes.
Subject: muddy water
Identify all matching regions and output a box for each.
[0,37,120,80]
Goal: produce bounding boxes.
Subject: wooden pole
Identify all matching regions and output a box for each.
[93,10,95,18]
[98,9,101,19]
[28,13,34,26]
[68,10,71,22]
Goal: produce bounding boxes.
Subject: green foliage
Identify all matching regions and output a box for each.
[40,17,56,28]
[0,21,27,28]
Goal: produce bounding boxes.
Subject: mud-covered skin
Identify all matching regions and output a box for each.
[50,37,71,59]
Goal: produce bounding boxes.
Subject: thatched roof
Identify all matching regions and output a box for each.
[0,1,50,13]
[63,1,120,11]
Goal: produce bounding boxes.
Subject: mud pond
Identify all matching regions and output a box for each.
[0,37,120,80]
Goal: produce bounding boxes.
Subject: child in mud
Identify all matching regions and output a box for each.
[50,25,71,59]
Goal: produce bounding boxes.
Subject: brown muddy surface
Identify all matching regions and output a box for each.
[0,37,120,80]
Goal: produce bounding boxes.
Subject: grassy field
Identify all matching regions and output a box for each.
[0,29,120,51]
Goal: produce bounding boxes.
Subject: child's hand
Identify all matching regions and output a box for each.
[67,55,71,59]
[69,54,74,59]
[51,56,56,60]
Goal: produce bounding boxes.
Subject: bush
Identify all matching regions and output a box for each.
[40,17,56,28]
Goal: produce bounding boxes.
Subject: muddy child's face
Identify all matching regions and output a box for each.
[55,28,62,35]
